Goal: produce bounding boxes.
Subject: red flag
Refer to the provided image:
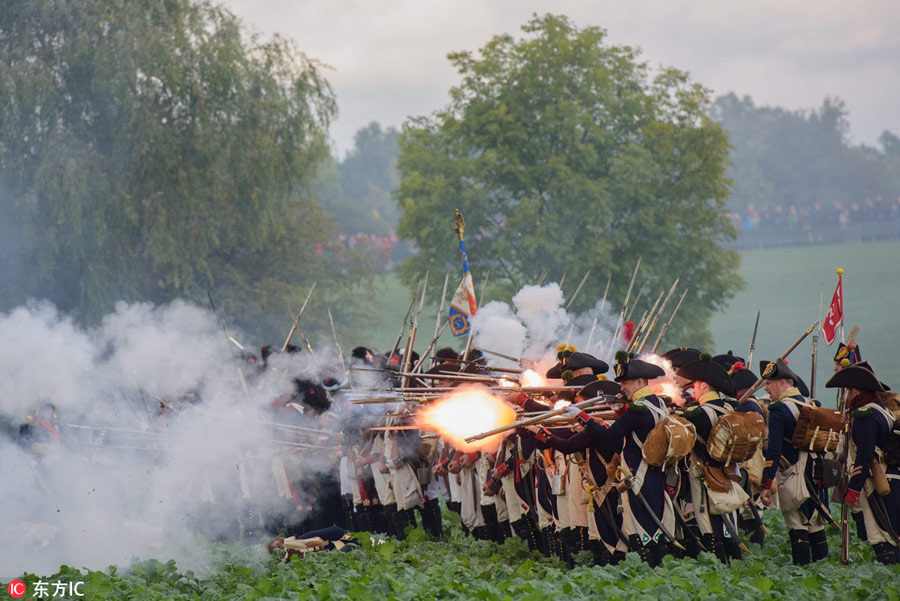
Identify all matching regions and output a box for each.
[821,269,843,346]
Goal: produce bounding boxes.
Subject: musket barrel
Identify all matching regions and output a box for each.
[737,321,819,402]
[464,394,615,442]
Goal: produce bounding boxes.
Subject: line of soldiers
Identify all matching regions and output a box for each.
[338,341,900,566]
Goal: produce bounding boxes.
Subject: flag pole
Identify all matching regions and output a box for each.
[838,268,845,343]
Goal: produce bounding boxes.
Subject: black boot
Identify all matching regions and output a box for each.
[711,532,729,563]
[809,529,828,562]
[420,498,443,538]
[701,533,717,559]
[512,517,541,551]
[481,504,499,544]
[788,529,811,566]
[498,520,511,543]
[610,550,627,564]
[590,540,611,566]
[743,517,766,546]
[628,534,654,565]
[523,515,542,552]
[383,503,398,537]
[873,543,898,565]
[723,538,743,561]
[559,527,574,566]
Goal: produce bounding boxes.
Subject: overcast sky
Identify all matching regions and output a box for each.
[221,0,900,157]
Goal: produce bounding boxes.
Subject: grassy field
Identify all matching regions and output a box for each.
[359,240,900,403]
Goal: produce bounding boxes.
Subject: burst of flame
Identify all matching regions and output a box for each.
[640,353,684,407]
[497,378,516,388]
[418,385,517,452]
[521,369,545,387]
[553,399,571,410]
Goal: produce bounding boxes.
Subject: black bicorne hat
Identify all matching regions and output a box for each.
[677,357,737,398]
[661,347,701,369]
[825,362,887,392]
[434,347,460,362]
[566,373,600,388]
[578,378,622,400]
[614,351,665,383]
[564,352,609,375]
[546,362,563,379]
[759,359,809,396]
[729,362,758,393]
[712,351,745,371]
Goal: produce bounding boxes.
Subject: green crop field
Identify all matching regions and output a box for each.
[15,508,900,600]
[359,240,900,402]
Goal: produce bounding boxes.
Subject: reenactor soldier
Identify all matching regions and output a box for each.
[662,347,701,407]
[678,355,747,562]
[576,351,674,566]
[826,363,900,564]
[729,361,769,545]
[758,358,829,565]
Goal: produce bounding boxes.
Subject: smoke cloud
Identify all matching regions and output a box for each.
[470,282,619,373]
[0,300,343,577]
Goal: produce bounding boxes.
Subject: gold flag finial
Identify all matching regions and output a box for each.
[454,209,465,241]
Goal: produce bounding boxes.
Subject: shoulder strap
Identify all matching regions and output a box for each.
[865,402,896,429]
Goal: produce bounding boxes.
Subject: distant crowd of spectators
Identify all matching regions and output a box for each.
[727,196,900,243]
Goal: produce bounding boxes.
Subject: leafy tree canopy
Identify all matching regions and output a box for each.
[395,14,742,348]
[0,0,372,343]
[317,122,400,237]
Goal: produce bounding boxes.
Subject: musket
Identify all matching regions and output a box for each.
[638,279,679,354]
[536,270,547,286]
[651,288,689,354]
[355,385,576,395]
[414,320,450,374]
[282,282,317,352]
[586,274,612,350]
[737,321,819,402]
[586,315,599,351]
[629,485,684,550]
[429,273,451,367]
[601,272,612,310]
[624,282,647,324]
[625,309,650,354]
[479,348,536,368]
[465,394,617,442]
[327,308,346,376]
[720,511,751,554]
[207,290,252,400]
[390,288,418,362]
[611,257,642,347]
[636,285,670,354]
[401,275,428,388]
[747,311,760,367]
[565,269,591,312]
[558,270,568,289]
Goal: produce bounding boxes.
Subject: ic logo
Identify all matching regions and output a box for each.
[7,580,26,599]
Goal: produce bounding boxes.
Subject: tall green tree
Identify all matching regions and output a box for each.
[0,0,372,343]
[316,122,400,237]
[395,14,741,348]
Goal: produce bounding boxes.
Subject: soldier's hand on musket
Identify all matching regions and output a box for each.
[759,487,774,507]
[459,452,478,468]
